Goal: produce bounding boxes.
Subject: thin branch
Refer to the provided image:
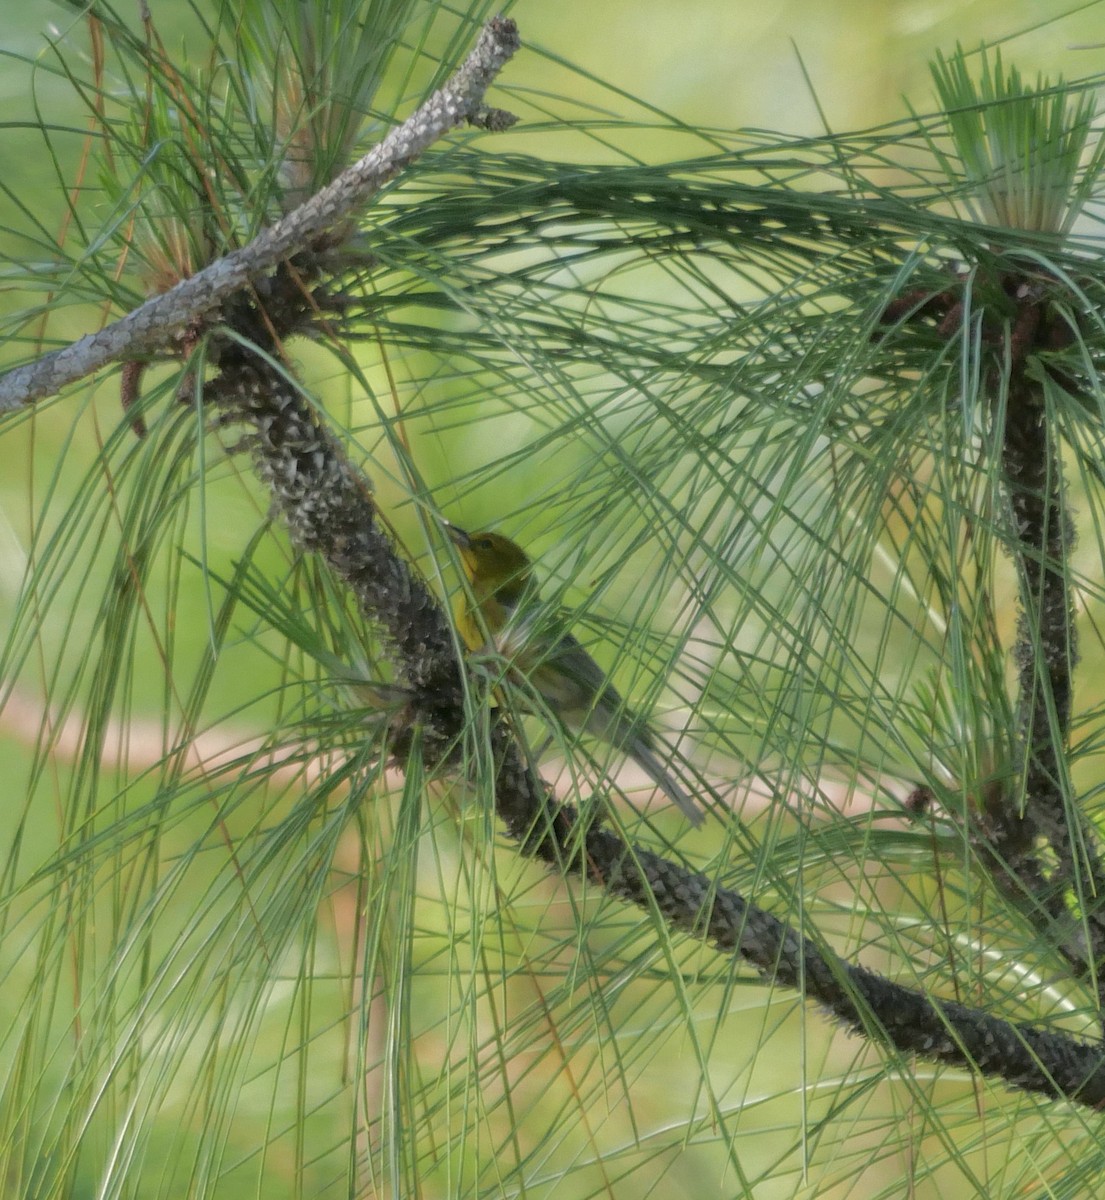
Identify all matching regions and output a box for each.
[0,16,520,413]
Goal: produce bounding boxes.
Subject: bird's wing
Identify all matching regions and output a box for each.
[511,626,706,826]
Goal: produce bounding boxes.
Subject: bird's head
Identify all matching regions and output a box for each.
[445,524,535,606]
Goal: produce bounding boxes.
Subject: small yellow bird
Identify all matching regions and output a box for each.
[446,523,704,826]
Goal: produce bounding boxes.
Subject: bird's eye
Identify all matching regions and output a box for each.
[476,537,494,550]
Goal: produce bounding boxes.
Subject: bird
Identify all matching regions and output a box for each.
[445,523,704,826]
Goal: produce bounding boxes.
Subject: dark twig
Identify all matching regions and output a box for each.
[882,264,1105,1010]
[1000,325,1105,985]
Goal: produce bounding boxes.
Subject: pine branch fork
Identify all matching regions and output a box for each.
[6,17,1105,1109]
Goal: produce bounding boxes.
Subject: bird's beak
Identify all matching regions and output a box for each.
[441,519,471,549]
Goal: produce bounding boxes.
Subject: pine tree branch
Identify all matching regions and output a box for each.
[210,330,1105,1110]
[882,266,1105,1012]
[0,16,520,414]
[1000,328,1105,996]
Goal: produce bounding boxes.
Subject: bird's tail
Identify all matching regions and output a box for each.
[626,735,705,827]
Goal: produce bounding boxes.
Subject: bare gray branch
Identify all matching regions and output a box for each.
[0,16,520,413]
